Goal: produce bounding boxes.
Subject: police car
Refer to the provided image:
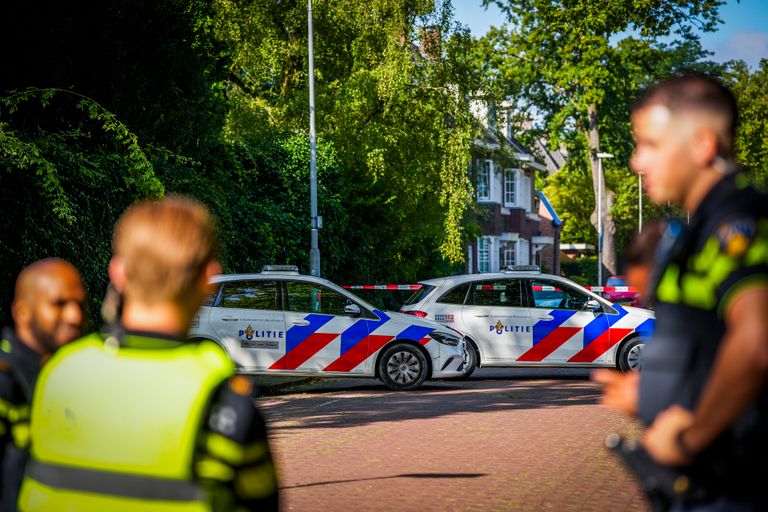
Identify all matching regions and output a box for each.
[189,266,466,390]
[399,266,655,378]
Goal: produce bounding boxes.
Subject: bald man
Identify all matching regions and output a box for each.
[0,258,85,512]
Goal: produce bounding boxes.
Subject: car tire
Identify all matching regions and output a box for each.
[378,343,429,391]
[452,341,478,380]
[617,337,644,372]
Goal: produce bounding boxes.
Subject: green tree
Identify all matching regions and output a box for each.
[726,59,768,191]
[480,0,723,280]
[210,0,483,280]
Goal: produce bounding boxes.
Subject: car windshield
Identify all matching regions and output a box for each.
[606,276,627,286]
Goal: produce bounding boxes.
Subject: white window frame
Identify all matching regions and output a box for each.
[503,246,515,268]
[504,168,518,207]
[476,160,491,201]
[478,237,490,273]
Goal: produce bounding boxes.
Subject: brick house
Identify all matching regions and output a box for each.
[467,103,562,274]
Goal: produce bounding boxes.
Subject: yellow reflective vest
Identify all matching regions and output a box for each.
[19,333,234,511]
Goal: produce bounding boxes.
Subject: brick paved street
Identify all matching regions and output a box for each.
[257,368,648,512]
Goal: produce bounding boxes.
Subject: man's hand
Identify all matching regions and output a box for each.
[591,369,639,417]
[642,405,695,466]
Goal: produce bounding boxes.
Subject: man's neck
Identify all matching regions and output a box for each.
[120,301,192,339]
[12,326,50,361]
[683,165,727,214]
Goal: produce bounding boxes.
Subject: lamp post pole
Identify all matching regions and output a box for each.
[639,173,643,233]
[308,0,320,277]
[596,152,614,285]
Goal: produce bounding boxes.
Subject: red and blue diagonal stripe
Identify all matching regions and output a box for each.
[324,310,394,372]
[518,310,580,361]
[269,314,335,370]
[568,305,632,362]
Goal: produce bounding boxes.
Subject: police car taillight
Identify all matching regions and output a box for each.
[401,310,427,318]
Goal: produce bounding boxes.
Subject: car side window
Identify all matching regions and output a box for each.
[203,285,221,307]
[219,280,279,310]
[469,280,524,307]
[436,283,470,305]
[529,280,589,310]
[285,281,349,316]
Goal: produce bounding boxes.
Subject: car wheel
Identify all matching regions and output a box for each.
[452,341,478,380]
[617,337,644,372]
[378,343,428,391]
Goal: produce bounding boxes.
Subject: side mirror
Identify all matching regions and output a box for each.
[344,303,361,317]
[586,299,602,312]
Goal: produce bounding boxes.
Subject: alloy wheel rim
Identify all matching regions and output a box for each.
[387,351,421,384]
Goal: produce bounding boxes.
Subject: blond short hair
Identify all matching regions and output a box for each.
[113,195,217,304]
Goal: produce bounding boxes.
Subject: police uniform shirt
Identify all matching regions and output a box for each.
[0,328,42,512]
[639,172,768,494]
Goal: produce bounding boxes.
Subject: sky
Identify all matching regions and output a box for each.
[453,0,768,68]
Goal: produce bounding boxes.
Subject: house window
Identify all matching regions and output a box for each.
[503,247,515,268]
[504,169,517,206]
[477,160,491,200]
[478,237,490,273]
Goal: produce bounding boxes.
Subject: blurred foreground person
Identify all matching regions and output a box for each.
[623,220,667,308]
[19,197,279,511]
[595,74,768,511]
[1,259,85,511]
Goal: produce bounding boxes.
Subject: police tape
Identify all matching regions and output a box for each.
[343,284,423,290]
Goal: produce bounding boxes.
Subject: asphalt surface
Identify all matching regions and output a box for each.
[256,367,648,512]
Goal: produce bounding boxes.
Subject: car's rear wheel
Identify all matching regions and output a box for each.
[617,337,644,372]
[378,343,428,391]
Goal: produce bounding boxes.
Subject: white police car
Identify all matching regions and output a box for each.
[189,266,466,390]
[399,266,655,378]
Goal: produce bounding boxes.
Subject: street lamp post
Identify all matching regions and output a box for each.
[308,0,320,277]
[638,173,643,233]
[596,152,614,286]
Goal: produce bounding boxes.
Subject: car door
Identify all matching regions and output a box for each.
[461,278,532,363]
[280,280,370,373]
[208,279,287,370]
[521,279,610,364]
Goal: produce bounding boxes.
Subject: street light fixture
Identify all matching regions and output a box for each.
[596,152,614,286]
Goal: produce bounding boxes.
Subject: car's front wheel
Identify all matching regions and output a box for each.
[617,337,644,372]
[378,343,428,391]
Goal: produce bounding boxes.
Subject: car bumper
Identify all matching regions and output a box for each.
[431,339,466,379]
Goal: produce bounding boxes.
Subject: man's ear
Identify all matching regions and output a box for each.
[108,257,126,293]
[11,297,30,327]
[204,261,222,291]
[691,126,720,167]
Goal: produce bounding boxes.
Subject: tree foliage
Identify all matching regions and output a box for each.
[479,0,723,278]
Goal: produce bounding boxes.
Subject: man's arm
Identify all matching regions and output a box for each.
[197,376,279,511]
[644,286,768,465]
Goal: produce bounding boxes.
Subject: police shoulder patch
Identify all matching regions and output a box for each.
[716,217,757,257]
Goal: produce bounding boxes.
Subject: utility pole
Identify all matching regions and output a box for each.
[308,0,320,276]
[596,152,614,285]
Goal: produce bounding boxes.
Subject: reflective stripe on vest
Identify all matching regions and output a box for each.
[20,334,234,511]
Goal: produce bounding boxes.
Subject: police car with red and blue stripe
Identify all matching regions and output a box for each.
[399,266,655,378]
[189,266,466,390]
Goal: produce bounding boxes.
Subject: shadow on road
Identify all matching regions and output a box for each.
[280,472,487,490]
[261,374,603,431]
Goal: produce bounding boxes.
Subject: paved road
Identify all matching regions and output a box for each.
[257,368,648,512]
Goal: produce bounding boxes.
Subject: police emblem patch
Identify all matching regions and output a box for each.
[716,218,756,257]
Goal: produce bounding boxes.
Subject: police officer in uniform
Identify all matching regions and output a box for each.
[0,258,85,511]
[594,74,768,511]
[19,196,279,511]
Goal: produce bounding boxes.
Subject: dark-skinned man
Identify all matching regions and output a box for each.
[593,74,768,511]
[1,258,86,511]
[18,196,279,511]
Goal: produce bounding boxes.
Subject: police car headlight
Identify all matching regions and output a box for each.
[429,331,460,346]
